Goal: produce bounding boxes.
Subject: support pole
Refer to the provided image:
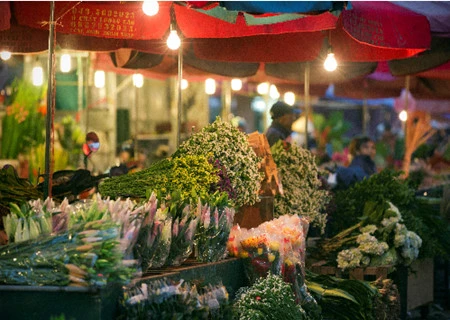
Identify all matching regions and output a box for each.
[177,46,183,147]
[221,80,232,121]
[43,1,56,199]
[304,62,311,149]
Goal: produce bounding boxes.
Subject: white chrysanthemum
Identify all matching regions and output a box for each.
[360,224,377,234]
[271,141,330,233]
[337,248,362,270]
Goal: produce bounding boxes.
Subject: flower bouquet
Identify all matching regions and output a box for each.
[195,193,235,263]
[132,193,172,271]
[165,201,198,266]
[271,141,330,234]
[121,278,231,319]
[174,117,262,208]
[319,200,422,271]
[233,272,307,320]
[229,214,309,283]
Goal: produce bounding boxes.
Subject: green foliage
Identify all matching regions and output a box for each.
[306,271,380,320]
[1,79,46,159]
[328,169,450,259]
[313,111,352,152]
[56,115,85,168]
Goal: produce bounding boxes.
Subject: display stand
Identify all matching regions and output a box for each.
[0,258,246,320]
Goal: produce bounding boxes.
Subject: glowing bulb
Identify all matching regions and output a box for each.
[142,0,159,16]
[0,51,11,61]
[231,78,242,91]
[324,52,337,72]
[133,73,144,88]
[181,79,188,90]
[269,84,280,99]
[399,110,408,122]
[205,78,216,95]
[167,30,181,50]
[94,70,105,88]
[284,92,296,106]
[257,82,269,95]
[32,66,44,86]
[60,54,71,73]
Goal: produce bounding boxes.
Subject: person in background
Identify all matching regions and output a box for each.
[335,136,377,189]
[265,101,300,147]
[348,136,377,176]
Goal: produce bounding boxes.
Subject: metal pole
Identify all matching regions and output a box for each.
[177,45,183,147]
[304,62,310,149]
[43,1,56,199]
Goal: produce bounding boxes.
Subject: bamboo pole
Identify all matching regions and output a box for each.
[304,62,310,149]
[43,1,56,199]
[177,44,183,147]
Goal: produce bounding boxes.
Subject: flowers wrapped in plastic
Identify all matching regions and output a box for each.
[133,193,172,271]
[120,278,231,319]
[195,193,235,263]
[228,214,318,312]
[164,193,199,266]
[228,214,309,283]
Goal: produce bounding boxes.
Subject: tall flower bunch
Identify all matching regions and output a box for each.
[175,117,262,208]
[271,141,330,234]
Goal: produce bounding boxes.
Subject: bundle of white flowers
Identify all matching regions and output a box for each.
[270,141,330,234]
[320,201,422,271]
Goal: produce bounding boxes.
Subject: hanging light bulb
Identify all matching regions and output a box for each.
[324,46,338,72]
[60,54,71,73]
[133,73,144,88]
[284,92,296,106]
[231,78,242,91]
[142,0,159,16]
[269,84,280,99]
[167,30,181,50]
[32,66,44,86]
[181,79,189,90]
[205,78,216,95]
[399,110,408,122]
[0,51,11,61]
[94,70,105,88]
[257,82,269,95]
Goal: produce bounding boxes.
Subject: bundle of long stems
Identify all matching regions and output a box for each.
[402,111,436,178]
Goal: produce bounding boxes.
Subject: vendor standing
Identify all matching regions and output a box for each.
[265,101,299,147]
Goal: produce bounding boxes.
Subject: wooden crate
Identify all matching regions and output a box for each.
[310,261,392,281]
[407,258,434,310]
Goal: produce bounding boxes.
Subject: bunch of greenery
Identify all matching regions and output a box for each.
[233,273,307,320]
[328,169,450,260]
[271,141,330,234]
[174,117,262,208]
